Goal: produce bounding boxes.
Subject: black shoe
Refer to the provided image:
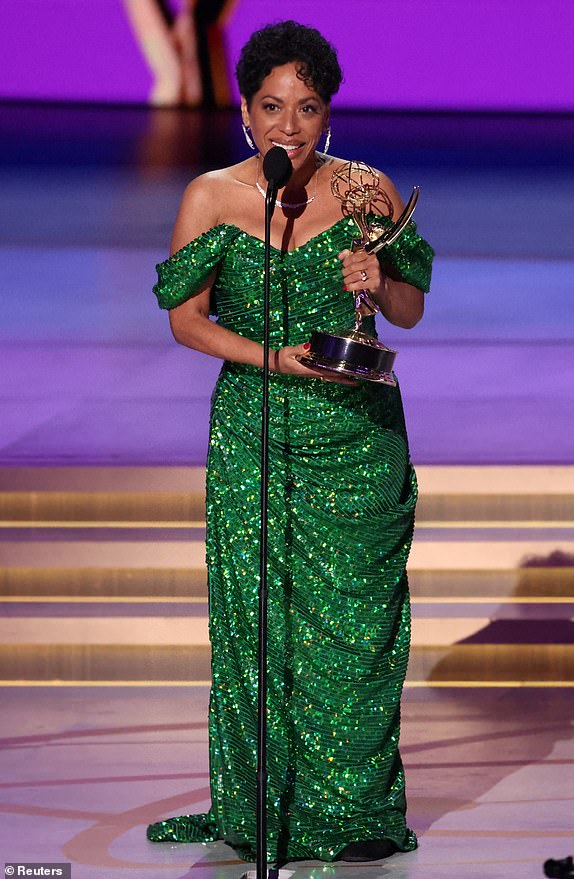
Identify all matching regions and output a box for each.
[338,840,397,862]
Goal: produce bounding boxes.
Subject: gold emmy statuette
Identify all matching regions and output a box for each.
[299,161,420,384]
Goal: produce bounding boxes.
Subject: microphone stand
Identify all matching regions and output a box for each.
[240,167,292,879]
[257,178,276,879]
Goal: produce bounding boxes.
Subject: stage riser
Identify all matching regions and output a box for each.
[2,610,572,642]
[1,491,574,523]
[1,567,573,599]
[1,466,570,492]
[1,644,572,685]
[1,539,573,569]
[0,568,208,597]
[0,466,572,686]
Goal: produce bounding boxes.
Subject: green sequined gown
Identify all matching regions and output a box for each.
[147,215,433,863]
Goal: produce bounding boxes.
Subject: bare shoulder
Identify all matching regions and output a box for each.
[373,170,406,216]
[170,173,219,253]
[170,162,255,254]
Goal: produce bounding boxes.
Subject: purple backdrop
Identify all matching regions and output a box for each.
[0,0,573,109]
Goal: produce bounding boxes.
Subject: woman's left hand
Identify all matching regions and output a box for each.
[338,248,383,296]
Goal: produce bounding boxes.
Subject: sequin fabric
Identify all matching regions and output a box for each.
[147,217,434,863]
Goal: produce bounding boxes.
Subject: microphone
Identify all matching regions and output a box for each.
[263,146,293,189]
[262,147,293,215]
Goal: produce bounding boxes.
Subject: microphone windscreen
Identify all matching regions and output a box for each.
[262,146,293,188]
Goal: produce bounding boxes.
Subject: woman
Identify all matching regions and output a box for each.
[147,20,433,865]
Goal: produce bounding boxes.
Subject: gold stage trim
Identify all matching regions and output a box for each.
[1,595,573,604]
[2,520,574,530]
[1,680,573,688]
[0,595,208,603]
[0,520,206,529]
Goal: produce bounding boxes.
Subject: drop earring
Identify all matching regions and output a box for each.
[323,126,332,154]
[242,123,255,150]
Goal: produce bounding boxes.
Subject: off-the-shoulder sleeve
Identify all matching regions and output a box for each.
[153,224,241,310]
[372,216,434,293]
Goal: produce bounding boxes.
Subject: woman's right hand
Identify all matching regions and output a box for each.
[272,344,359,386]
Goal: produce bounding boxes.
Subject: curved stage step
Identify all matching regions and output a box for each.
[1,465,573,686]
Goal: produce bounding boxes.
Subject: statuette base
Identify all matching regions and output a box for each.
[299,329,397,386]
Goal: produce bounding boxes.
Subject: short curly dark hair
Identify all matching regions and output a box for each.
[236,20,343,105]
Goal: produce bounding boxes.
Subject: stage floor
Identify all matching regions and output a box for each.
[0,684,572,879]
